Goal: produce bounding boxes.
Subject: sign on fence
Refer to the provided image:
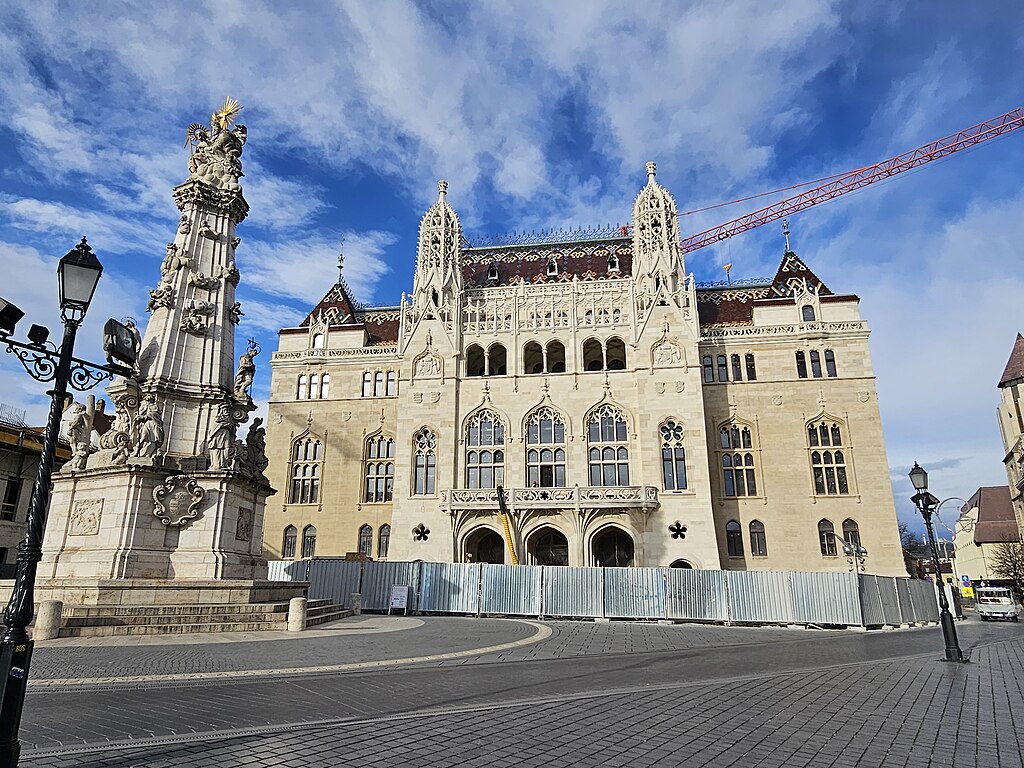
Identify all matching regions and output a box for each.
[389,585,409,615]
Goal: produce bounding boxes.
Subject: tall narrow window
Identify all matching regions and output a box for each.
[843,518,861,547]
[802,305,816,322]
[362,372,373,397]
[703,355,714,383]
[378,524,391,558]
[660,420,687,491]
[289,437,323,504]
[526,407,567,488]
[745,353,757,381]
[282,526,298,559]
[413,428,437,495]
[824,349,837,378]
[587,405,629,486]
[364,435,396,502]
[731,354,743,382]
[297,375,308,400]
[466,409,505,489]
[308,374,319,400]
[301,525,317,558]
[320,374,330,398]
[374,371,386,395]
[818,519,837,556]
[726,520,743,557]
[0,478,20,521]
[796,351,808,379]
[808,419,850,495]
[810,350,822,378]
[358,524,373,557]
[386,371,397,395]
[720,424,757,497]
[749,520,768,557]
[717,355,729,382]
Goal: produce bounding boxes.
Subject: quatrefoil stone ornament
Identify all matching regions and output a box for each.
[669,521,687,540]
[413,523,430,541]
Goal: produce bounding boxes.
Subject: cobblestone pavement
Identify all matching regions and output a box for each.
[17,618,1024,767]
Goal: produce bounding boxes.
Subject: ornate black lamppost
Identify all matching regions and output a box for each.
[0,239,135,768]
[908,462,967,663]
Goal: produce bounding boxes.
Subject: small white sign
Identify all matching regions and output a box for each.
[389,585,409,614]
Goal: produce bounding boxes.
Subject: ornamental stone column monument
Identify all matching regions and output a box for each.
[36,101,295,608]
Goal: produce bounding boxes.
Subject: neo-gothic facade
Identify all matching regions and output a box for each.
[264,164,906,576]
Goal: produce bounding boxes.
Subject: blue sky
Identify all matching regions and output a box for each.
[1,1,1022,536]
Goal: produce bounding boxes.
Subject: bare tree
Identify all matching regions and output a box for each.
[990,541,1024,598]
[899,521,928,578]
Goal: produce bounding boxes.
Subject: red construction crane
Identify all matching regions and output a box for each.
[674,107,1024,255]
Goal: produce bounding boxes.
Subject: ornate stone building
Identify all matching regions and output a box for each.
[265,164,906,576]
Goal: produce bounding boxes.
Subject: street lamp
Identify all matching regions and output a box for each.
[0,238,135,768]
[909,462,967,663]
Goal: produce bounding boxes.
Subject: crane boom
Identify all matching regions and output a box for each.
[679,107,1024,255]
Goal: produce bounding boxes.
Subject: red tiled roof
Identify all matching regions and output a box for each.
[963,486,1021,544]
[363,312,400,344]
[301,280,359,328]
[999,333,1024,387]
[461,240,633,287]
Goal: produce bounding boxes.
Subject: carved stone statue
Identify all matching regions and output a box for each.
[208,403,241,471]
[229,302,243,324]
[133,395,165,458]
[188,271,220,290]
[219,261,240,284]
[98,393,137,465]
[233,341,258,400]
[231,236,240,249]
[181,299,216,335]
[161,243,190,275]
[187,123,247,192]
[147,279,175,312]
[198,220,218,240]
[241,417,269,477]
[64,402,92,471]
[178,214,191,234]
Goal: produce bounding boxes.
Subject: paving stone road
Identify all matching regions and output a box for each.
[16,616,1024,767]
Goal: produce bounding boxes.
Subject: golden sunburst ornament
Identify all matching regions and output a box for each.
[212,97,243,131]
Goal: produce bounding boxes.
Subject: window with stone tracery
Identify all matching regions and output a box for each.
[282,526,297,559]
[587,405,629,486]
[807,418,851,495]
[363,434,395,503]
[465,409,505,489]
[526,407,566,488]
[413,428,437,495]
[660,419,687,491]
[719,423,758,497]
[289,437,322,504]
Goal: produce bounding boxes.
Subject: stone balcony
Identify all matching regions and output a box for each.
[441,485,659,513]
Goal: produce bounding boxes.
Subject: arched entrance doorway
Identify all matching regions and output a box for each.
[527,527,569,566]
[465,528,505,564]
[670,559,694,569]
[593,527,634,567]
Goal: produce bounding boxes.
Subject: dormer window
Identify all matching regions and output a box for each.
[801,305,816,322]
[546,258,558,277]
[487,264,499,282]
[607,254,620,273]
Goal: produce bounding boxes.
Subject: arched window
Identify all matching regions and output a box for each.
[466,344,486,377]
[801,305,816,322]
[726,520,743,557]
[358,524,373,557]
[374,370,386,395]
[386,371,397,396]
[362,371,373,396]
[466,409,505,489]
[320,373,330,399]
[749,520,767,557]
[546,340,566,373]
[526,407,566,488]
[843,518,861,547]
[808,419,850,495]
[282,526,298,559]
[523,341,544,374]
[824,349,837,378]
[546,257,558,277]
[488,344,507,375]
[606,337,626,370]
[607,253,620,273]
[717,355,728,381]
[301,525,317,558]
[796,351,808,379]
[587,405,629,486]
[364,435,396,502]
[308,374,319,400]
[810,350,822,378]
[703,355,714,383]
[660,420,687,491]
[731,354,743,381]
[745,353,757,381]
[818,519,837,556]
[487,264,499,282]
[378,524,391,559]
[583,338,604,371]
[289,437,323,504]
[312,333,325,349]
[593,527,634,567]
[719,424,757,497]
[413,428,437,495]
[297,374,308,400]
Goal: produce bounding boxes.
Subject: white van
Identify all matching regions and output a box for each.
[975,586,1022,622]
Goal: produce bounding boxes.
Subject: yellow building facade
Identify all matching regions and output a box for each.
[264,165,906,576]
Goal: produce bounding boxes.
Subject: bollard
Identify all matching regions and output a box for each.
[350,592,362,616]
[287,596,307,632]
[34,600,64,641]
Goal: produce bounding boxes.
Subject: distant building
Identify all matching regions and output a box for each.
[952,486,1021,585]
[264,165,906,575]
[996,333,1024,539]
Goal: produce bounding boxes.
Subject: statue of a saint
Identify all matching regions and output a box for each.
[233,342,258,400]
[208,403,239,471]
[134,395,165,458]
[65,402,92,471]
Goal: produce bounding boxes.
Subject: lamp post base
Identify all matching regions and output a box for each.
[939,610,969,663]
[0,637,33,768]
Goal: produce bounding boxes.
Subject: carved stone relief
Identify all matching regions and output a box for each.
[652,341,682,366]
[178,214,191,234]
[181,299,216,335]
[188,271,221,290]
[235,508,253,542]
[153,475,206,526]
[414,352,442,378]
[69,499,102,536]
[161,243,190,275]
[147,280,175,312]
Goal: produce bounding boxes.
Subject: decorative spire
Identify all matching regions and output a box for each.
[646,161,657,183]
[783,218,792,252]
[438,180,448,200]
[337,237,345,284]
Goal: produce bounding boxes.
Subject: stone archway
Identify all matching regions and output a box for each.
[670,559,694,569]
[592,527,634,567]
[464,528,505,564]
[527,526,569,566]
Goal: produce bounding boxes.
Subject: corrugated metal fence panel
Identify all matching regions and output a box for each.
[419,562,481,614]
[603,567,665,619]
[726,571,795,624]
[543,566,604,618]
[895,578,916,623]
[665,569,727,621]
[857,575,885,626]
[875,577,902,625]
[791,571,862,626]
[361,561,421,611]
[481,564,542,616]
[266,560,309,582]
[307,559,363,604]
[908,579,940,623]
